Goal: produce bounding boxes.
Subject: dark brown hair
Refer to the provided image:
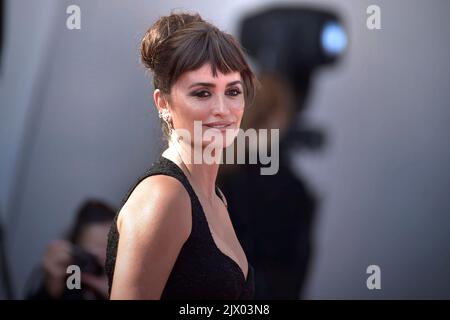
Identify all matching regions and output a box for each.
[67,199,116,244]
[140,11,258,138]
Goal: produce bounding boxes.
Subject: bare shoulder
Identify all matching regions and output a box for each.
[117,174,192,239]
[110,175,192,299]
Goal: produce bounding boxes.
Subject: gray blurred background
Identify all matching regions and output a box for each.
[1,0,449,299]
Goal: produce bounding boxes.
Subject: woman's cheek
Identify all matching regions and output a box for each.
[190,102,211,121]
[234,104,245,121]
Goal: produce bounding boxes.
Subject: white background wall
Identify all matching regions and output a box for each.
[1,0,449,299]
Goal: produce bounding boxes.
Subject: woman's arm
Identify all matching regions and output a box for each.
[110,175,192,299]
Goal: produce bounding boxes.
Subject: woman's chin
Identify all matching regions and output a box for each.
[202,130,238,148]
[201,139,227,150]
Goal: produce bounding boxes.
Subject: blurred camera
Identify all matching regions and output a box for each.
[70,244,104,276]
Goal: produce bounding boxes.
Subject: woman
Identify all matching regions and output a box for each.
[28,200,115,300]
[105,12,258,299]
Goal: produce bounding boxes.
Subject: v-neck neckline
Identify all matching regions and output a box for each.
[159,155,250,283]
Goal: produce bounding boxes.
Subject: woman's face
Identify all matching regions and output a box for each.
[167,63,245,151]
[78,222,111,265]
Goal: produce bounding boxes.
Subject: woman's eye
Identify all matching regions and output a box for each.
[193,90,211,98]
[227,89,242,97]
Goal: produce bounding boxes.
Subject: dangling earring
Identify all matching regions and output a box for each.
[158,108,173,135]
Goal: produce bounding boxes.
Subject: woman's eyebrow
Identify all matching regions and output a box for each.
[188,80,242,89]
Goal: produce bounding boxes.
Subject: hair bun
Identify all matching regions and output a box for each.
[141,12,204,71]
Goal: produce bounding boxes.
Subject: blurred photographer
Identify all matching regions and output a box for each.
[27,200,116,300]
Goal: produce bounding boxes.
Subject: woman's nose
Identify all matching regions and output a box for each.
[212,97,231,116]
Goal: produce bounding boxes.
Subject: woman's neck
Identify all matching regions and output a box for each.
[162,142,222,206]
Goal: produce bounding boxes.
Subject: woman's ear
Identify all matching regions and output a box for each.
[153,89,168,112]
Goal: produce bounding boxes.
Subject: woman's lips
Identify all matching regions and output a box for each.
[203,121,234,130]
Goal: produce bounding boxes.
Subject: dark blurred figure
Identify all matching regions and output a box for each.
[219,73,319,299]
[219,6,346,299]
[26,200,116,300]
